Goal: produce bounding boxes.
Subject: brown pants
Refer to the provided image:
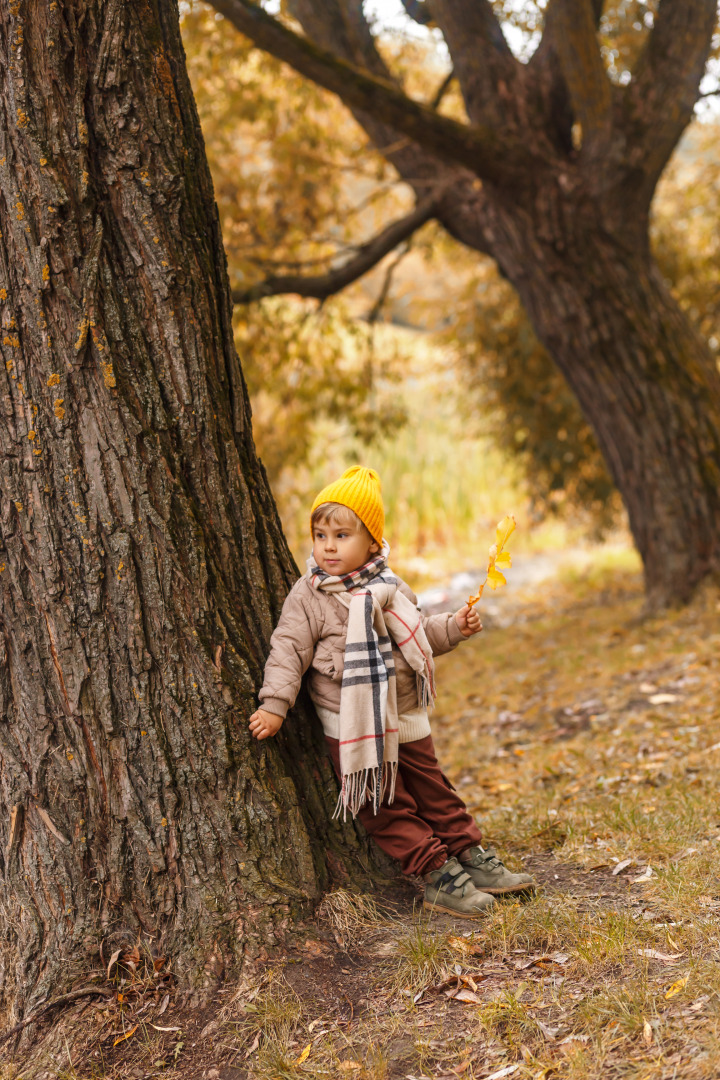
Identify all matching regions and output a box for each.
[326,734,482,877]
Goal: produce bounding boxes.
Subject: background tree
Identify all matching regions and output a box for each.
[0,0,382,1036]
[208,0,720,607]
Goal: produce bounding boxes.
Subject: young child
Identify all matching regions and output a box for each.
[248,466,535,917]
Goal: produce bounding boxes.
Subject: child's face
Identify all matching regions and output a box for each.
[312,518,379,576]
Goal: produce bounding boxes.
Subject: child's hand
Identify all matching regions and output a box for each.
[248,708,284,740]
[455,604,483,638]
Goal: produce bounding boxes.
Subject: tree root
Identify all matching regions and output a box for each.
[0,985,113,1046]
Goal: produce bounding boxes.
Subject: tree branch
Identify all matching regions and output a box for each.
[210,0,540,186]
[547,0,613,156]
[430,68,455,110]
[429,0,523,129]
[622,0,717,196]
[232,196,437,303]
[399,0,434,26]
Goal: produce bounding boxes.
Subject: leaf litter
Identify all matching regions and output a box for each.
[23,562,720,1079]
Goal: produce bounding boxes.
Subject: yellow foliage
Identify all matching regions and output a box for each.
[486,566,507,591]
[468,514,516,607]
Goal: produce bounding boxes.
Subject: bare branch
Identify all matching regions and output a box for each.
[210,0,540,186]
[232,196,437,303]
[548,0,613,156]
[366,241,412,324]
[429,67,455,110]
[622,0,717,196]
[286,0,449,194]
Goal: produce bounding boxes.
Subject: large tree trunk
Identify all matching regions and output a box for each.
[0,0,380,1037]
[441,193,720,607]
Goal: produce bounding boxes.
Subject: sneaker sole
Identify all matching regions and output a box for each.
[474,882,536,896]
[423,900,492,918]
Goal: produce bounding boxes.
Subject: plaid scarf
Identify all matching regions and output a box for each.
[307,543,436,819]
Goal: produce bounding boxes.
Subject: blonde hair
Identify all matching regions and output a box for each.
[311,502,370,536]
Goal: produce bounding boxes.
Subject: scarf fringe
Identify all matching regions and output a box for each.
[333,761,399,822]
[417,671,435,711]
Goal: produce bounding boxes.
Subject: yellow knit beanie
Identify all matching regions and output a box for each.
[310,466,384,546]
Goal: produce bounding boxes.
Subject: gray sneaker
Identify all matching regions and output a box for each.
[459,846,536,895]
[423,856,495,918]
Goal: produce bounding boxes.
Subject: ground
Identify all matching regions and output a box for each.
[4,551,720,1080]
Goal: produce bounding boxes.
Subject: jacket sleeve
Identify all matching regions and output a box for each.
[258,582,321,718]
[397,579,466,657]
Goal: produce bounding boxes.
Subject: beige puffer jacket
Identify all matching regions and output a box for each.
[259,575,465,719]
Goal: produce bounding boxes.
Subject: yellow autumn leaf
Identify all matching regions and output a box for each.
[665,974,689,1000]
[495,551,512,569]
[487,566,507,590]
[295,1044,311,1066]
[495,514,516,551]
[113,1024,138,1047]
[467,583,485,608]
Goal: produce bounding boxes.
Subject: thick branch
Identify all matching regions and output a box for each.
[287,0,393,80]
[399,0,434,26]
[549,0,613,156]
[232,197,437,303]
[430,0,522,129]
[622,0,716,196]
[210,0,541,186]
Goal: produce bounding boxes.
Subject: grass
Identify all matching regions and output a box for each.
[12,556,720,1080]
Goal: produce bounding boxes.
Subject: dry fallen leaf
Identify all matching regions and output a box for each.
[631,866,654,883]
[536,1019,559,1040]
[107,948,122,980]
[447,935,484,958]
[337,1062,362,1072]
[452,988,483,1004]
[295,1043,311,1065]
[612,858,633,876]
[643,1019,653,1045]
[638,948,684,962]
[665,974,689,999]
[244,1030,261,1059]
[484,1065,520,1080]
[113,1024,138,1047]
[648,693,679,705]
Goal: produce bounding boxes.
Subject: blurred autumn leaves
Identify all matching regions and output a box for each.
[181,3,720,540]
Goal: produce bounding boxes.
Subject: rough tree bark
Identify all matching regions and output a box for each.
[211,0,720,607]
[0,0,384,1036]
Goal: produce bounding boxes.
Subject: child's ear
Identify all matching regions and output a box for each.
[370,539,380,553]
